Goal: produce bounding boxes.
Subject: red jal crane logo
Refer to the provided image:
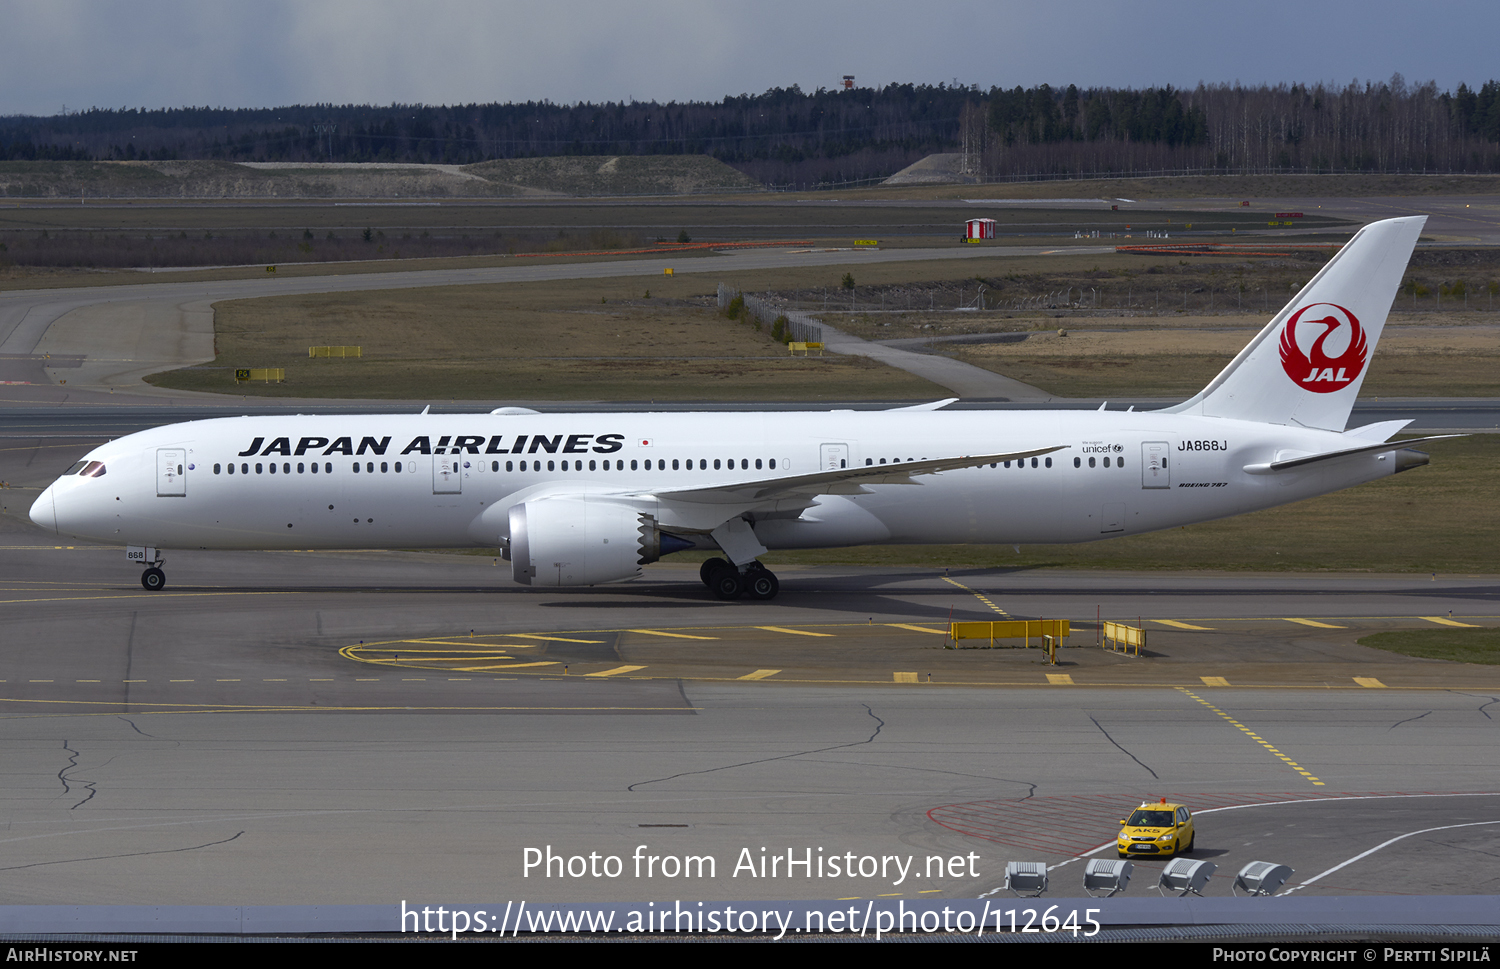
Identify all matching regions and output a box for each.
[1279,303,1368,393]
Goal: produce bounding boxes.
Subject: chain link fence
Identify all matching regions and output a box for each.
[717,283,823,343]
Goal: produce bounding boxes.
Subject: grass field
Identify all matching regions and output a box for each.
[145,273,947,401]
[1357,628,1500,664]
[943,318,1500,398]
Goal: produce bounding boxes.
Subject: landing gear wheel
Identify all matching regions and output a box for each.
[709,568,744,601]
[745,568,779,600]
[700,557,731,587]
[141,567,166,591]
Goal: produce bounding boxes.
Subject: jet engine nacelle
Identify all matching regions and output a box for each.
[509,497,690,586]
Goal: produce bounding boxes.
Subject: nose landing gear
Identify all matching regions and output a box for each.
[128,546,166,591]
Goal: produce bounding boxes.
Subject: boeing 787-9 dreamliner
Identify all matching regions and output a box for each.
[32,216,1447,600]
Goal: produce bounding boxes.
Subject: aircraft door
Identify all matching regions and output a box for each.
[820,443,848,470]
[433,455,462,494]
[156,448,187,496]
[1142,441,1171,489]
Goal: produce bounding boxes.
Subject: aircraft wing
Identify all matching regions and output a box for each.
[651,444,1070,505]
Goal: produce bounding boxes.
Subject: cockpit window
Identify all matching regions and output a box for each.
[65,461,89,475]
[80,461,107,478]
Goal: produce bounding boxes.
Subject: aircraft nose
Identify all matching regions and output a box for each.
[29,485,57,533]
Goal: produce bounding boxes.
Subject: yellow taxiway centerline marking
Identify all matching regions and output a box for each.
[1354,677,1387,688]
[587,666,646,677]
[1284,618,1347,628]
[1046,674,1075,685]
[1420,616,1480,628]
[756,626,834,637]
[1200,676,1231,686]
[400,640,537,648]
[887,623,947,634]
[453,662,559,671]
[1156,619,1215,630]
[739,669,781,680]
[507,634,607,644]
[1178,687,1324,786]
[941,576,1009,617]
[627,629,718,640]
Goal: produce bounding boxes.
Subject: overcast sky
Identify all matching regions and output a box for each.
[2,0,1496,116]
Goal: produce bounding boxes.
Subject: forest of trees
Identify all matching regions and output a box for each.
[2,76,1497,186]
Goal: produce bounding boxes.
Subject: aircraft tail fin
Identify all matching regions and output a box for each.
[1160,216,1424,430]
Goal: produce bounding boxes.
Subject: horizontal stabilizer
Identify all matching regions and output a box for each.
[1242,435,1462,474]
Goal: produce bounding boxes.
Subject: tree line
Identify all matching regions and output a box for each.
[2,76,1497,185]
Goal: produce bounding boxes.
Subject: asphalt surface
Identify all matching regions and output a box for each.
[0,503,1495,906]
[0,194,1494,921]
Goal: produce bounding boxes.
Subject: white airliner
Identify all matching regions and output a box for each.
[32,216,1448,600]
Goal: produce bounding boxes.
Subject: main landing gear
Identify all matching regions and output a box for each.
[699,557,779,601]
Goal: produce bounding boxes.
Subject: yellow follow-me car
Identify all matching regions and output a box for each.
[1117,798,1196,859]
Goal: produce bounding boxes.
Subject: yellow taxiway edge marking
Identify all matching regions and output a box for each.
[1420,616,1480,628]
[739,669,781,680]
[216,679,240,682]
[1200,676,1231,687]
[1156,619,1215,630]
[627,629,719,640]
[586,666,647,677]
[75,680,99,683]
[887,623,947,634]
[507,634,607,644]
[1046,673,1075,685]
[1284,618,1347,628]
[1354,677,1387,688]
[893,672,919,683]
[1177,687,1324,786]
[756,626,834,637]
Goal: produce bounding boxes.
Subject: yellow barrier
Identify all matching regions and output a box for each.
[664,268,674,276]
[234,368,285,383]
[309,346,362,358]
[950,620,1070,648]
[788,342,824,356]
[1102,620,1145,657]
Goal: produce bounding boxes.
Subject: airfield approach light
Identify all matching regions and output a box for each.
[1003,861,1049,897]
[1233,861,1294,896]
[1157,858,1216,897]
[1083,858,1133,897]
